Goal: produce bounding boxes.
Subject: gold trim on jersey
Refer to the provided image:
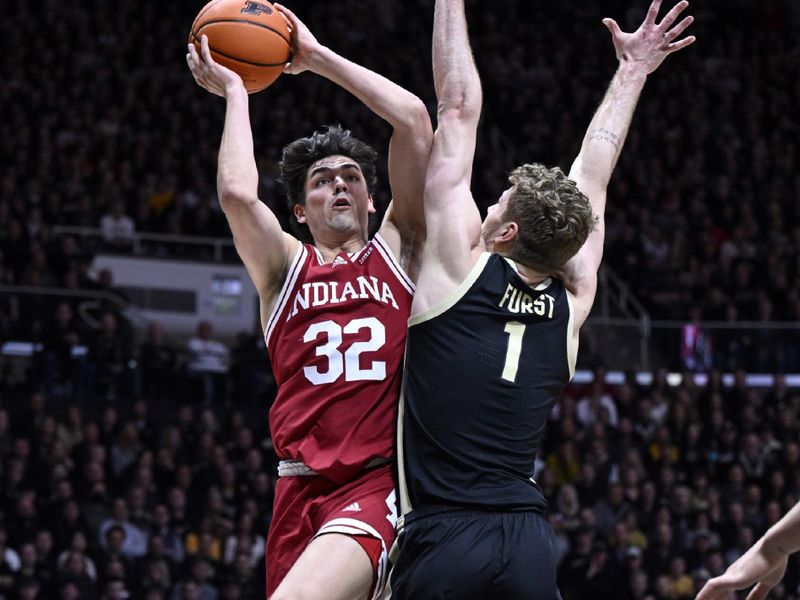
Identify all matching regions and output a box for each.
[501,257,552,291]
[396,384,413,516]
[566,292,579,379]
[408,253,491,326]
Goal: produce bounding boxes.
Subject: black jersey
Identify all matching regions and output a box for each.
[397,253,577,514]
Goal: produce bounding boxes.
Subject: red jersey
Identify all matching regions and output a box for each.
[265,234,414,485]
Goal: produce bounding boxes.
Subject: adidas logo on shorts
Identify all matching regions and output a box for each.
[343,502,362,512]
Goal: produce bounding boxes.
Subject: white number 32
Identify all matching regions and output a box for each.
[303,317,386,385]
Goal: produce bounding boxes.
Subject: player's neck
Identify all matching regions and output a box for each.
[505,257,549,288]
[313,235,368,263]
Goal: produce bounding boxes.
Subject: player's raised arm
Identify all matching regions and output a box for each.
[275,4,432,254]
[187,36,297,318]
[416,0,484,297]
[561,0,695,328]
[697,501,800,600]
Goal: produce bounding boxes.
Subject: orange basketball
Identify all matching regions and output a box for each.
[189,0,291,93]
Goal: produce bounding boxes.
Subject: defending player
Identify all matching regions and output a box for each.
[390,0,694,598]
[697,501,800,600]
[186,4,432,599]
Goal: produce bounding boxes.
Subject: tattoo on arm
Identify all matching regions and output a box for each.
[589,128,621,151]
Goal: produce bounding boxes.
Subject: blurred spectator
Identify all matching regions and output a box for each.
[100,201,135,252]
[138,322,178,401]
[97,498,148,559]
[0,527,21,598]
[185,321,230,404]
[87,311,134,402]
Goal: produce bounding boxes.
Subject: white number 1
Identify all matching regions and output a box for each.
[502,321,526,383]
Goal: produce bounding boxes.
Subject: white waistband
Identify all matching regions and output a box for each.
[277,457,392,477]
[278,460,318,477]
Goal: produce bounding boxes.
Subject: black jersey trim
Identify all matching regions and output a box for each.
[408,253,491,326]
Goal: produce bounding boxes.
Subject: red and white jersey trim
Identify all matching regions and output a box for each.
[372,233,415,295]
[263,236,414,347]
[314,518,388,600]
[264,242,307,347]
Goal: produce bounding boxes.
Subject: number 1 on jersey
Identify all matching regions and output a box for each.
[502,321,526,383]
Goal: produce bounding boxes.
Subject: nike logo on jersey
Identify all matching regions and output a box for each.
[287,276,400,321]
[342,502,362,512]
[498,284,555,318]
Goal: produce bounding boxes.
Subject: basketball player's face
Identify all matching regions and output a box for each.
[481,187,513,250]
[297,155,375,239]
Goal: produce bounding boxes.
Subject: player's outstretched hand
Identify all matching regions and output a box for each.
[274,3,322,75]
[696,556,788,600]
[186,34,245,97]
[603,0,696,74]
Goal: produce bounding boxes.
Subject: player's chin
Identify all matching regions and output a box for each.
[328,214,356,231]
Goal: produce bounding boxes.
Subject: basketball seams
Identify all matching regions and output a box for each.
[196,18,291,47]
[191,0,225,35]
[189,30,289,67]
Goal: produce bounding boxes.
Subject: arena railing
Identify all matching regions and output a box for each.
[52,225,236,263]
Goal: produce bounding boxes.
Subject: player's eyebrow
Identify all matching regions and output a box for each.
[309,163,362,178]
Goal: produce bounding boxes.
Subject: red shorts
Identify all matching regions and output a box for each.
[266,463,397,598]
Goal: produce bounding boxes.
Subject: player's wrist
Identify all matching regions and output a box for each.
[224,81,248,99]
[616,59,649,81]
[306,44,336,73]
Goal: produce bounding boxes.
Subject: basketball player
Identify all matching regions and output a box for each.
[390,0,694,598]
[697,501,800,600]
[186,4,432,599]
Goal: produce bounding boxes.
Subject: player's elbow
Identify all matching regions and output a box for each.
[437,97,480,128]
[437,79,482,123]
[397,96,433,135]
[217,182,258,211]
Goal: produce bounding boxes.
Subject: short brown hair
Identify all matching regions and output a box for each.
[279,125,378,242]
[502,163,596,271]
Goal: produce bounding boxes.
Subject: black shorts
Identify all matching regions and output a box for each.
[390,506,560,600]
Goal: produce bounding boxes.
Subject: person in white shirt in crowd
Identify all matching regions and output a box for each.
[186,320,230,404]
[100,200,136,251]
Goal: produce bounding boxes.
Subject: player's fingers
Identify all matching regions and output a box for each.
[602,18,623,38]
[746,582,774,600]
[658,0,689,30]
[696,578,725,600]
[273,3,295,29]
[665,15,694,40]
[187,42,200,63]
[186,51,202,78]
[645,0,664,25]
[667,35,696,52]
[200,34,215,65]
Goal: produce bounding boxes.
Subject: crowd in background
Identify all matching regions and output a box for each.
[2,0,800,598]
[1,360,800,599]
[1,0,800,368]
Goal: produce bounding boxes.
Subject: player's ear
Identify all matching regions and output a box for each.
[367,195,376,215]
[497,221,518,243]
[293,204,307,224]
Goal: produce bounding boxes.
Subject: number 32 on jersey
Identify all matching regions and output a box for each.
[302,317,386,384]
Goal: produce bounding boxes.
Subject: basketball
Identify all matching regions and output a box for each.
[189,0,291,93]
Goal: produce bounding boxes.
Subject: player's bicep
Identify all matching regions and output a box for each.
[559,235,601,332]
[222,198,297,295]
